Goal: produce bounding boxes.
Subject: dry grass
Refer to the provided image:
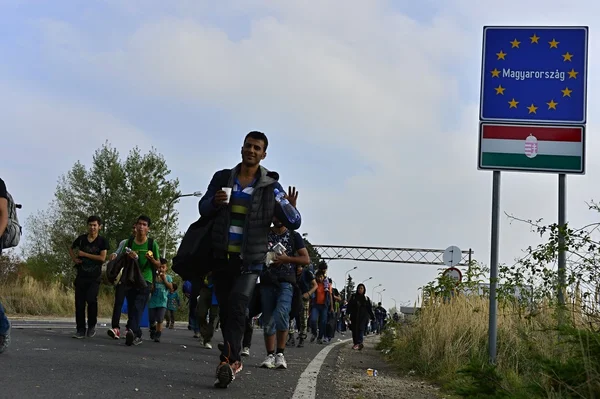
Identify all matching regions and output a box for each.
[385,293,599,397]
[0,276,115,317]
[0,276,190,321]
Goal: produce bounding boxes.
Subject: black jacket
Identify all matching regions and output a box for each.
[106,253,147,289]
[198,164,301,272]
[347,294,375,331]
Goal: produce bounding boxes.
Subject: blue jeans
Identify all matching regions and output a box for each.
[125,285,151,338]
[0,301,9,335]
[260,282,293,336]
[310,304,328,339]
[0,244,8,336]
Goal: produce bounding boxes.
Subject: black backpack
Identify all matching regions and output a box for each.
[288,230,304,320]
[172,169,231,281]
[1,191,22,249]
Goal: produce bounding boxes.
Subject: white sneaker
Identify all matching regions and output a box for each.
[203,341,213,349]
[260,354,276,369]
[241,346,250,357]
[274,353,287,369]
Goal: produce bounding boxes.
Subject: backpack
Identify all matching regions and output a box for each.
[172,169,231,281]
[288,230,304,319]
[2,191,22,249]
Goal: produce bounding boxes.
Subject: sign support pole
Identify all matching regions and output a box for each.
[488,170,501,364]
[557,174,567,319]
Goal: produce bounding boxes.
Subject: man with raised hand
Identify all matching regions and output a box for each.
[198,131,301,389]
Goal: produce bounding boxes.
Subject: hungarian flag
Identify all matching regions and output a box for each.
[479,123,584,173]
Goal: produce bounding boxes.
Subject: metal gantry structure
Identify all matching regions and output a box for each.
[312,245,473,266]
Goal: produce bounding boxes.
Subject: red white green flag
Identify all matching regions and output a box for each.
[479,124,584,173]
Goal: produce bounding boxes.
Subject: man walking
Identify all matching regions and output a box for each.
[108,215,161,346]
[198,131,301,388]
[0,177,12,353]
[259,216,310,369]
[69,216,109,338]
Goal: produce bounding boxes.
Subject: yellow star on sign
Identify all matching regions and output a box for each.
[494,85,506,95]
[490,68,500,78]
[530,34,540,43]
[562,52,573,61]
[510,38,521,48]
[568,69,579,79]
[527,104,538,114]
[561,87,573,97]
[549,38,559,48]
[547,99,558,110]
[496,50,507,60]
[508,98,519,108]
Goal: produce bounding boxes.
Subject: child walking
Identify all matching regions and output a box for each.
[148,258,173,342]
[165,283,180,329]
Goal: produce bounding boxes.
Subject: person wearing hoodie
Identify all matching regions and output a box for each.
[347,284,375,350]
[198,131,301,389]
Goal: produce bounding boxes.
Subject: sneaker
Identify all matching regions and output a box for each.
[107,328,120,340]
[358,343,364,350]
[150,330,156,340]
[133,337,143,346]
[231,361,243,375]
[125,329,134,346]
[310,334,317,343]
[275,353,287,369]
[169,323,174,329]
[297,338,304,348]
[0,321,11,354]
[72,330,86,339]
[86,327,96,338]
[214,362,234,389]
[352,344,359,350]
[286,336,296,347]
[154,332,161,343]
[260,354,276,369]
[203,341,213,349]
[240,347,250,357]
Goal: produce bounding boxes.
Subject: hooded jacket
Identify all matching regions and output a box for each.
[347,284,375,331]
[199,163,301,272]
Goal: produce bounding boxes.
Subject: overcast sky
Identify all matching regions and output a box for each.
[2,0,598,309]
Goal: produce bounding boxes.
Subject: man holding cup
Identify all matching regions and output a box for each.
[198,131,301,389]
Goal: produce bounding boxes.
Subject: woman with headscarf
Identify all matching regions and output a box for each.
[346,283,375,350]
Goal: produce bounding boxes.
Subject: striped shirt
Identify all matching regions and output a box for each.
[227,177,256,254]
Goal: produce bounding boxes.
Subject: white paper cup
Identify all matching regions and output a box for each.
[222,187,232,204]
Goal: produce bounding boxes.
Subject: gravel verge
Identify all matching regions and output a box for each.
[332,335,443,399]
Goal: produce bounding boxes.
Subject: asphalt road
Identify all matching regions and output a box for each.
[0,319,349,399]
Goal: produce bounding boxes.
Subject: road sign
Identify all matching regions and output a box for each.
[480,26,588,124]
[443,267,463,285]
[443,246,462,267]
[478,122,585,174]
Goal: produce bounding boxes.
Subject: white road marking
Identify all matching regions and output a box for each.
[292,338,351,399]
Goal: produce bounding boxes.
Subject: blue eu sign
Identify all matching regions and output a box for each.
[480,26,588,124]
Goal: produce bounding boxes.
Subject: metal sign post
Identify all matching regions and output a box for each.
[479,25,588,364]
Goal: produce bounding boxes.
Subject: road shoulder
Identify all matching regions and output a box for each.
[325,334,442,399]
